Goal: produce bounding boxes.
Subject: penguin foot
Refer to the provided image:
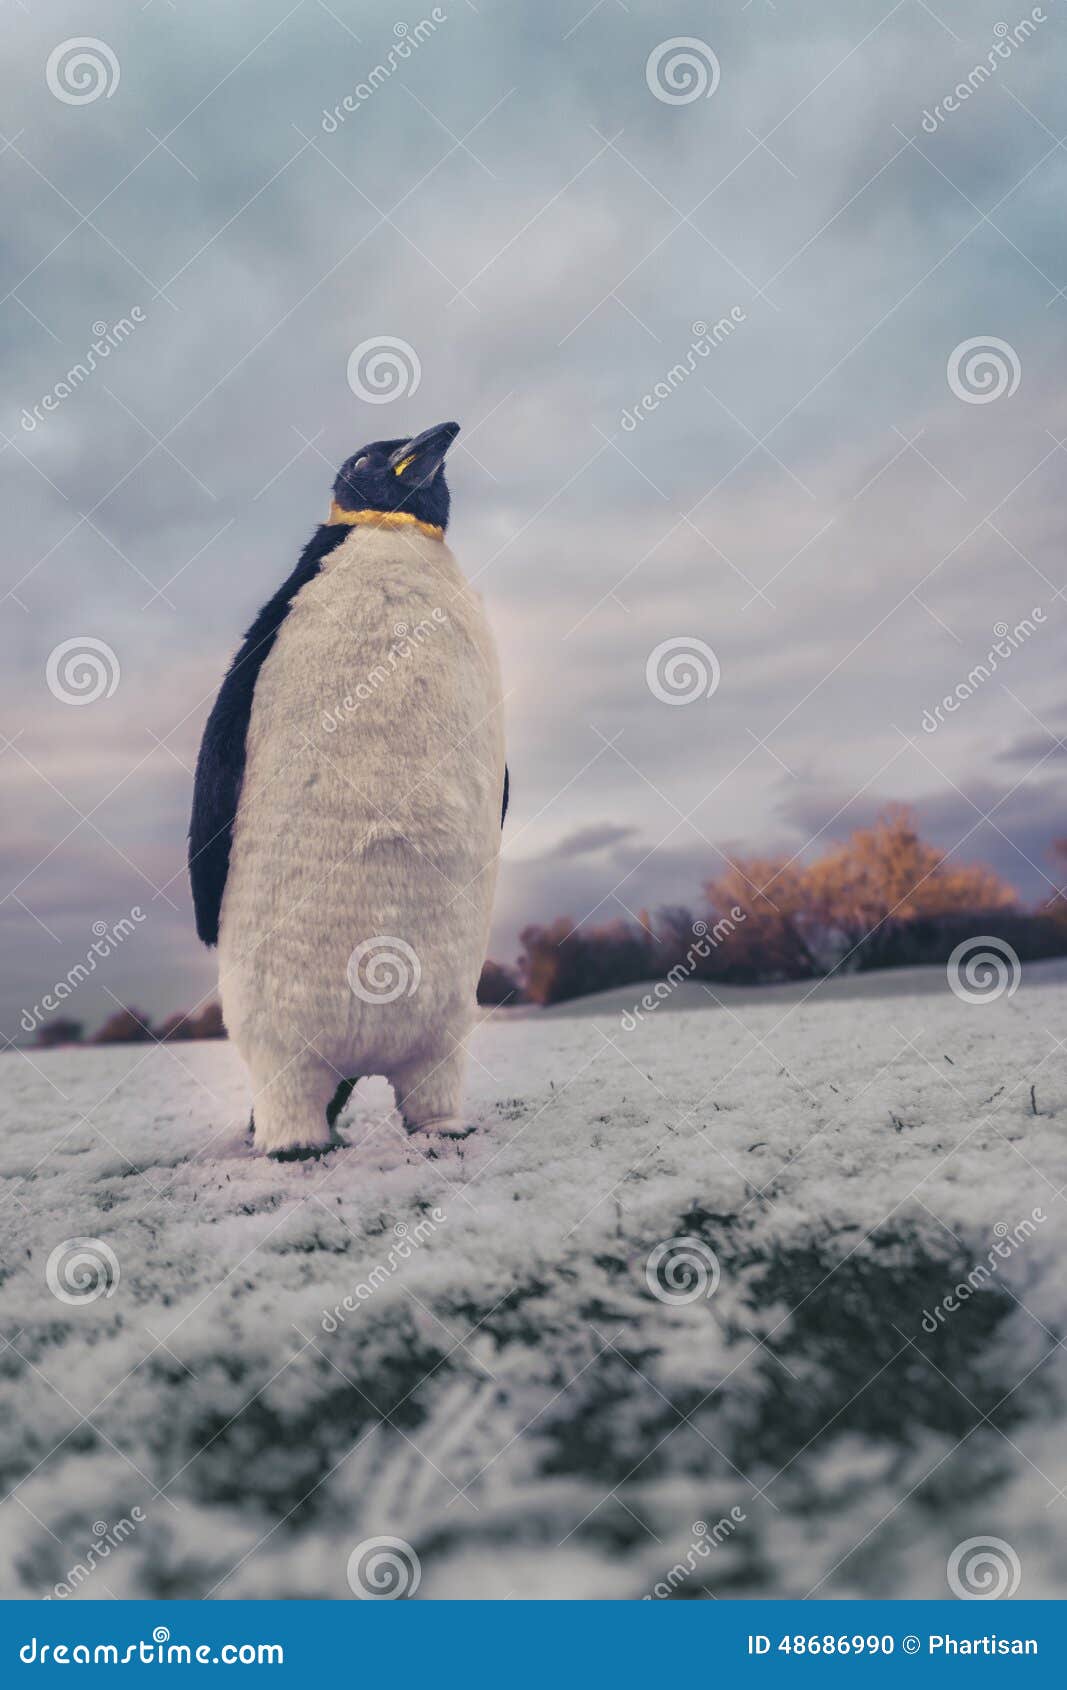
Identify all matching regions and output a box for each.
[251,1110,339,1160]
[326,1076,360,1129]
[269,1142,336,1163]
[402,1115,476,1142]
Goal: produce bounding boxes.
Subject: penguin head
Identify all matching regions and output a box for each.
[330,421,460,533]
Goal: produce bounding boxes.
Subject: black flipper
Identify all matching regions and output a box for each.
[502,765,509,827]
[188,524,350,947]
[326,1077,359,1128]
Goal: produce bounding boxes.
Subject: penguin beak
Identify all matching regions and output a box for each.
[387,421,460,483]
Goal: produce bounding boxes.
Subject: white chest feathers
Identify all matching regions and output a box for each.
[216,523,506,1153]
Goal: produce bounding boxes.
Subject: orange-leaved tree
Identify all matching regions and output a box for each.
[702,855,821,980]
[1045,838,1067,926]
[805,805,1016,969]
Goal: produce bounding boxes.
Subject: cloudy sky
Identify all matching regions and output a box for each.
[2,0,1066,1037]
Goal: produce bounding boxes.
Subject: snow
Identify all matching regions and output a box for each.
[1,960,1066,1600]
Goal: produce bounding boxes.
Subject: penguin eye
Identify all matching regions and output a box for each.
[352,454,369,470]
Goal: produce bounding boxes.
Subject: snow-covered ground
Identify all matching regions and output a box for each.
[1,961,1066,1600]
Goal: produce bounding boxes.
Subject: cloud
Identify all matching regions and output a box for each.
[776,774,1067,906]
[540,822,640,860]
[996,727,1067,762]
[2,0,1066,1032]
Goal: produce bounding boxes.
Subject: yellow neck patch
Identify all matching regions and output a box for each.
[327,503,444,541]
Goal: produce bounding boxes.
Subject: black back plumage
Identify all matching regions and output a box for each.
[188,423,509,947]
[188,522,349,945]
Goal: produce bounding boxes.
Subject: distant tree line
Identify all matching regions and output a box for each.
[479,808,1067,1007]
[35,1002,225,1047]
[27,809,1067,1038]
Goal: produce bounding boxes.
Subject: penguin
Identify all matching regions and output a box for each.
[189,421,508,1158]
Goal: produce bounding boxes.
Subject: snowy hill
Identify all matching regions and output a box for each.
[1,962,1065,1599]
